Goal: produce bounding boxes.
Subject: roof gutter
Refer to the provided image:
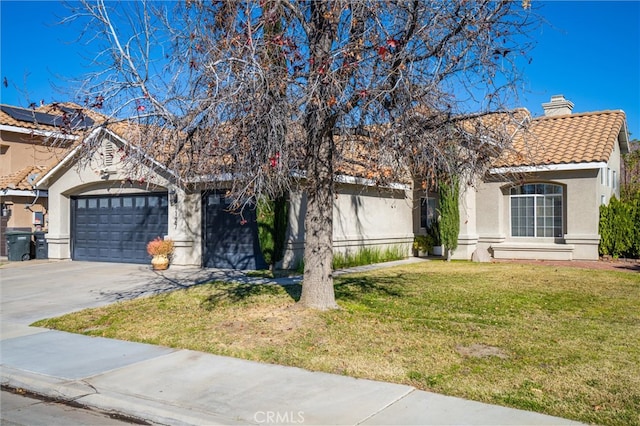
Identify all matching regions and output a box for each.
[0,124,79,141]
[490,161,608,174]
[1,188,49,197]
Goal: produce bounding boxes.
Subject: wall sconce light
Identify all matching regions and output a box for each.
[1,204,11,217]
[169,189,178,206]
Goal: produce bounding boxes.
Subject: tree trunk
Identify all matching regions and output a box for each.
[297,1,339,310]
[298,121,338,310]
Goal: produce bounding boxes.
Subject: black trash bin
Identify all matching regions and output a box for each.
[33,231,48,259]
[6,231,33,261]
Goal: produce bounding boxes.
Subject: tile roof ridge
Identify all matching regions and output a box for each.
[533,109,625,122]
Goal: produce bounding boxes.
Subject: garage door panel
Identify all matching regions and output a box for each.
[202,191,266,270]
[72,193,168,264]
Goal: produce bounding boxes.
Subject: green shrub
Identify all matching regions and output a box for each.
[413,235,434,253]
[332,245,406,270]
[257,196,288,268]
[438,177,460,260]
[599,196,637,258]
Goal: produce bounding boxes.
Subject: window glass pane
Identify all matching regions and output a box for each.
[88,198,97,208]
[123,197,133,208]
[510,184,563,238]
[428,198,436,226]
[76,199,86,209]
[134,197,146,208]
[553,196,563,237]
[208,194,220,206]
[111,197,121,208]
[511,196,534,237]
[420,197,436,228]
[148,196,159,207]
[99,198,109,208]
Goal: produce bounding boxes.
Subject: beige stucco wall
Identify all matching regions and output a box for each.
[1,195,47,231]
[0,130,70,174]
[597,136,623,204]
[451,183,478,260]
[281,184,414,269]
[474,168,607,261]
[170,191,201,266]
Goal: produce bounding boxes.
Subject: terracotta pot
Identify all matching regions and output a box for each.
[151,254,169,270]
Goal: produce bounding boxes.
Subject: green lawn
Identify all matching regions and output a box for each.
[34,261,640,425]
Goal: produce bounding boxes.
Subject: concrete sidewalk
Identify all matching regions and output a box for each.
[1,260,583,425]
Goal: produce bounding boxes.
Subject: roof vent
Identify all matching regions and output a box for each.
[27,173,39,184]
[542,95,574,117]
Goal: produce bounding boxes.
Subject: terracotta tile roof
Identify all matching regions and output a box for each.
[494,110,626,168]
[0,165,49,191]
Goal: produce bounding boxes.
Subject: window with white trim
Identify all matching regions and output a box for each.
[510,184,563,238]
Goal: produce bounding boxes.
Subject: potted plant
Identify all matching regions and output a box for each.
[426,222,443,256]
[413,234,434,257]
[147,237,174,270]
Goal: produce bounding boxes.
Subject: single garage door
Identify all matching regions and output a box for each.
[71,193,168,264]
[202,191,266,270]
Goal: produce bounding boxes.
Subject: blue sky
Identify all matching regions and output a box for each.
[1,1,639,139]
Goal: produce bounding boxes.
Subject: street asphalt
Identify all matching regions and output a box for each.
[0,259,584,425]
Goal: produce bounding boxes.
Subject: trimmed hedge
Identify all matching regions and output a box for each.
[599,194,640,258]
[438,177,460,260]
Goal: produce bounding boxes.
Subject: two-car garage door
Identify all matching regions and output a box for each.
[71,191,266,268]
[71,193,168,264]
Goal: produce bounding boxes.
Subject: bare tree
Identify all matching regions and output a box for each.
[62,0,537,310]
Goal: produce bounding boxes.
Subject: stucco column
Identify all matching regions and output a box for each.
[44,191,71,260]
[452,183,479,260]
[168,191,201,266]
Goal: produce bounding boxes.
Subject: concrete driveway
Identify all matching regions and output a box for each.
[0,260,245,327]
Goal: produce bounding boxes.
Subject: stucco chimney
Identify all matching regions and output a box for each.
[542,94,574,117]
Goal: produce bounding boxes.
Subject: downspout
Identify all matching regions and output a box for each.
[26,189,41,210]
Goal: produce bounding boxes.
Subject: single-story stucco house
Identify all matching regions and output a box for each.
[2,94,627,267]
[32,111,413,268]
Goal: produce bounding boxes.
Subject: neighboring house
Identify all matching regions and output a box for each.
[447,95,630,261]
[36,113,413,268]
[0,104,76,257]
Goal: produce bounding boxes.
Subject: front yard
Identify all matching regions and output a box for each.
[34,261,640,425]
